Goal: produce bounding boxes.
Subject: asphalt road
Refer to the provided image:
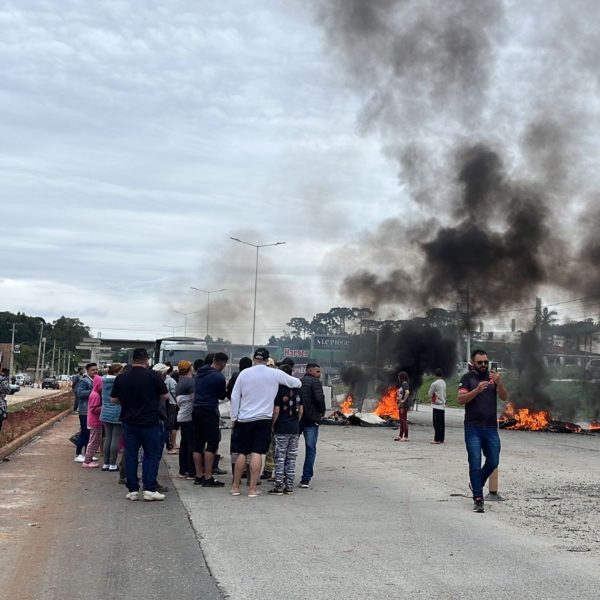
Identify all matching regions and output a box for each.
[1,408,599,599]
[167,407,600,600]
[0,415,223,600]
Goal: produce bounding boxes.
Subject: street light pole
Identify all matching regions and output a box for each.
[230,237,286,354]
[173,310,203,337]
[190,287,227,339]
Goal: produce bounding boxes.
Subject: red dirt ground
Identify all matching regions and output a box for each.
[0,392,72,447]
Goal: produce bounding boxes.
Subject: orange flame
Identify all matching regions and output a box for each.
[502,402,550,430]
[340,394,354,415]
[374,387,399,420]
[589,422,600,432]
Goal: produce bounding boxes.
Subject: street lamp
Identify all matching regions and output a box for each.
[172,310,202,337]
[190,287,227,339]
[163,324,176,336]
[230,237,286,354]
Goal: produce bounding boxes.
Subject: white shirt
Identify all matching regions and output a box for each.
[231,364,302,422]
[428,378,447,410]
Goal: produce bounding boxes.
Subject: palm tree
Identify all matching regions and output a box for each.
[541,307,558,328]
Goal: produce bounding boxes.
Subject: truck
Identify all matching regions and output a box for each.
[153,337,208,368]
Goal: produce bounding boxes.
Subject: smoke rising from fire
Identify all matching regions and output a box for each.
[314,1,600,314]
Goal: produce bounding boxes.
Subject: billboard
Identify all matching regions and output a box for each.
[312,335,351,352]
[283,348,310,358]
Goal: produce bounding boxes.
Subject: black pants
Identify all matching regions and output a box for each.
[433,409,445,443]
[178,421,195,476]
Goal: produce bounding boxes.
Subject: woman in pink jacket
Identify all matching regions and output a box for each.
[83,376,103,468]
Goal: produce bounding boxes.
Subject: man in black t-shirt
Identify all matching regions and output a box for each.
[111,348,169,502]
[458,349,508,513]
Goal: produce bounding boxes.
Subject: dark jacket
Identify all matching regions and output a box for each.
[194,365,226,411]
[300,373,326,424]
[226,371,239,400]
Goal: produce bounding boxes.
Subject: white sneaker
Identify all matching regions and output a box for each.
[91,456,98,462]
[125,491,139,501]
[143,490,165,502]
[74,455,85,463]
[108,465,118,471]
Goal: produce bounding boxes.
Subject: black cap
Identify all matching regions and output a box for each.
[281,357,295,367]
[254,347,269,361]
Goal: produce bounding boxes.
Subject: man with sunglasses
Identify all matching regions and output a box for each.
[458,349,508,513]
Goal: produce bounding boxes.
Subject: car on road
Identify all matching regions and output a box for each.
[15,373,33,386]
[41,377,60,389]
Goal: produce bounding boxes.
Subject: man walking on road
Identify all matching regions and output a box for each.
[428,369,447,444]
[458,349,508,513]
[299,363,326,489]
[111,348,169,502]
[193,352,228,487]
[230,347,301,497]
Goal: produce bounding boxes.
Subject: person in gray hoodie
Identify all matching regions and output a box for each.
[75,363,98,462]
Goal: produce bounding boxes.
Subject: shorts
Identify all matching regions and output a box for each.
[192,408,220,454]
[230,419,272,455]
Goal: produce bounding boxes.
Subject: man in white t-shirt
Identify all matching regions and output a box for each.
[428,369,446,444]
[230,347,301,497]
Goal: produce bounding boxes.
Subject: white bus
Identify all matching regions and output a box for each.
[153,337,208,368]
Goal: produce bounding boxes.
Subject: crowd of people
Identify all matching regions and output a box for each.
[69,345,506,513]
[70,346,327,501]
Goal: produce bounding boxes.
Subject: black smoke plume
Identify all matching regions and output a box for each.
[512,330,552,412]
[387,323,456,392]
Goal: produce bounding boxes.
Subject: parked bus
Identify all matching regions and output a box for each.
[153,337,208,368]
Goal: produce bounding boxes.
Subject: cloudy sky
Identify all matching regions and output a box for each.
[2,1,599,343]
[1,0,402,342]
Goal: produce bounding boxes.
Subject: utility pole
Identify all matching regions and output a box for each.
[466,287,471,364]
[67,352,71,375]
[41,337,47,378]
[458,288,471,365]
[9,323,16,379]
[57,348,61,375]
[35,323,44,386]
[51,340,56,376]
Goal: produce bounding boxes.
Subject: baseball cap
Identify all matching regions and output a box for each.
[253,347,269,361]
[152,362,169,374]
[281,357,295,367]
[178,359,192,371]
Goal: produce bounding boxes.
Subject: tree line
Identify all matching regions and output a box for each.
[0,312,90,372]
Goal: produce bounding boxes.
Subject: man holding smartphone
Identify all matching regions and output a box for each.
[458,349,508,513]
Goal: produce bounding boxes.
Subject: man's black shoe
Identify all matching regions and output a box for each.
[194,476,205,485]
[299,480,310,489]
[202,477,225,488]
[260,470,272,480]
[485,492,506,501]
[473,497,485,513]
[268,486,284,496]
[155,484,169,493]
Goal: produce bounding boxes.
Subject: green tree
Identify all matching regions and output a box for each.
[49,316,90,351]
[286,317,311,338]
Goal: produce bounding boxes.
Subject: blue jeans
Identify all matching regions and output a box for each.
[301,424,319,482]
[122,423,162,493]
[75,414,89,455]
[465,426,501,498]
